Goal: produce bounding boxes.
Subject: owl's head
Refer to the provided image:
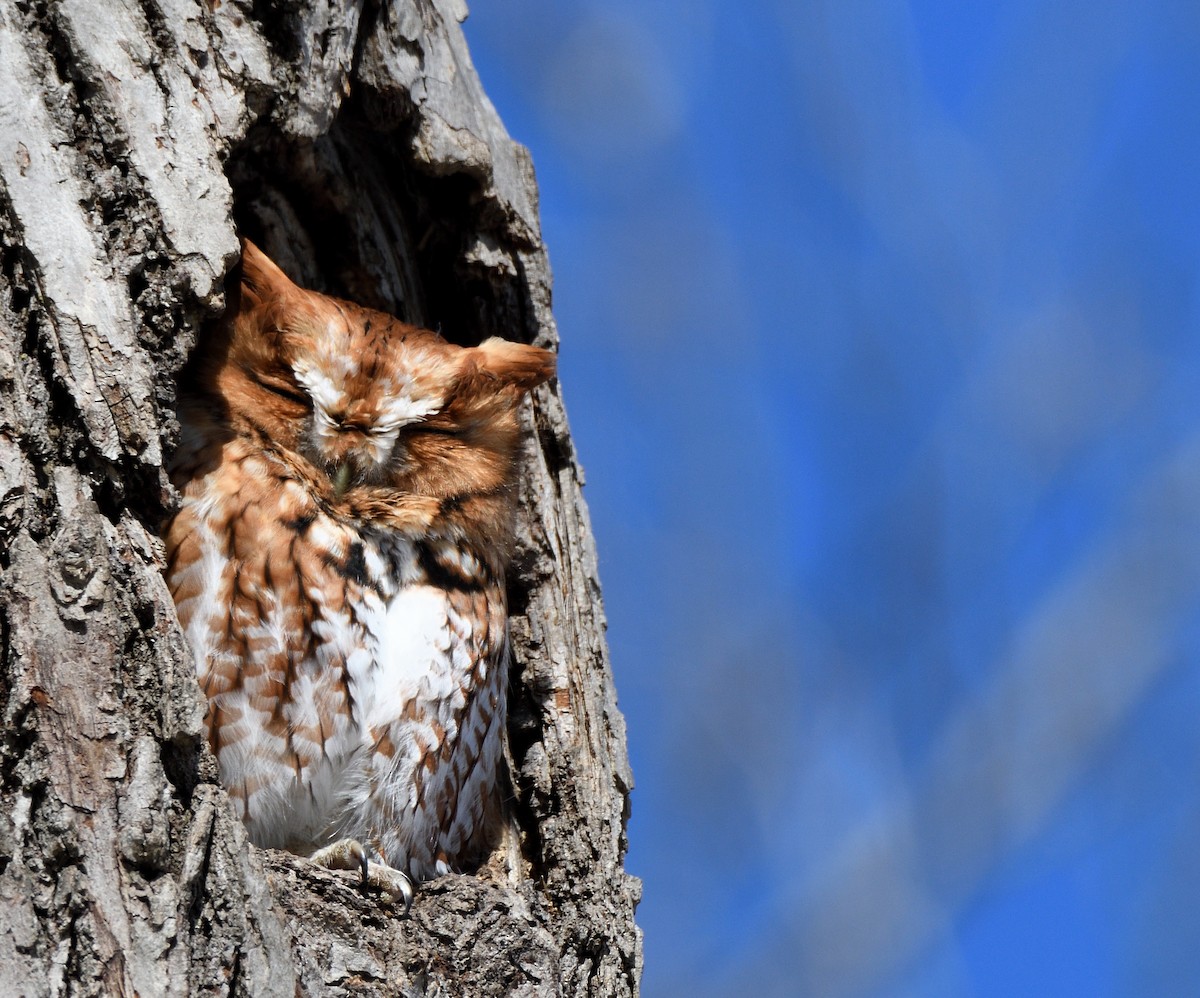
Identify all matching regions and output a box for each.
[196,239,556,500]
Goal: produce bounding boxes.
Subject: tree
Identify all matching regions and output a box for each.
[0,1,641,993]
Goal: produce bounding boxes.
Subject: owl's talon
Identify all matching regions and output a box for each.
[366,862,414,914]
[307,838,414,913]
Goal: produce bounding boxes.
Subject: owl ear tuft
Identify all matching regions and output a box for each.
[238,238,297,307]
[473,337,556,391]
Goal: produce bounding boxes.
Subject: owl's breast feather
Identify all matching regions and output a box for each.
[358,583,470,725]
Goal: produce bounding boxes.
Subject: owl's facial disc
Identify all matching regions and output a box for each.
[287,333,449,493]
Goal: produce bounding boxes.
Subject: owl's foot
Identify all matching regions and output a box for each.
[308,838,414,914]
[364,860,415,913]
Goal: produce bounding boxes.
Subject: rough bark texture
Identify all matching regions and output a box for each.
[0,1,641,994]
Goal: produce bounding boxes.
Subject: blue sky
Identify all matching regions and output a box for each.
[464,3,1200,994]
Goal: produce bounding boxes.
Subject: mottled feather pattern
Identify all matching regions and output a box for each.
[163,240,554,882]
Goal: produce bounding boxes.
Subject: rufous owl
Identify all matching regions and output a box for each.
[163,239,555,907]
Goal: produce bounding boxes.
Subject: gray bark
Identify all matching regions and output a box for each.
[0,1,641,994]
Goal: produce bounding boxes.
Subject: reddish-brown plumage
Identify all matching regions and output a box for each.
[163,240,554,887]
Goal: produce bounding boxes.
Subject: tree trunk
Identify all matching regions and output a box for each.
[0,1,641,994]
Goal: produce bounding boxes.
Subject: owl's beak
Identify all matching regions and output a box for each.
[332,463,352,498]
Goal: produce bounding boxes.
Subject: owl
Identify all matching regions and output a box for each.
[163,239,555,908]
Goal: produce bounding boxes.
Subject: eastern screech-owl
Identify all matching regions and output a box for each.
[163,239,554,905]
